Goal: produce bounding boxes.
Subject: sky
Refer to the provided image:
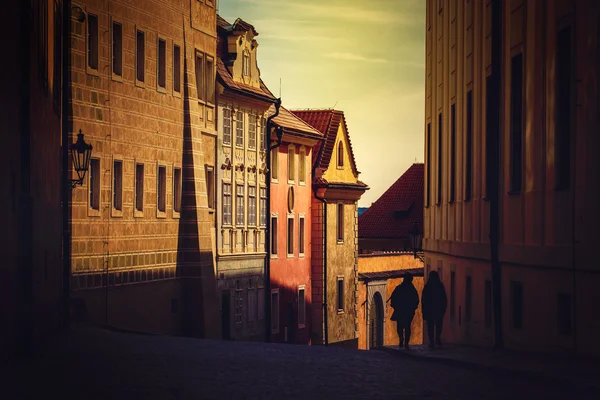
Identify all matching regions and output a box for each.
[218,0,426,207]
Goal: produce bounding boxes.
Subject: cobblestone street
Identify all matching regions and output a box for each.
[5,326,594,399]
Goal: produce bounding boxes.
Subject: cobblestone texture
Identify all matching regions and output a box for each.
[4,325,594,399]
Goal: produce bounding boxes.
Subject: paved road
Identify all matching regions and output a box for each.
[5,326,591,399]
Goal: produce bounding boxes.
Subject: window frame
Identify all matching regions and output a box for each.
[259,187,267,227]
[298,147,306,185]
[235,110,244,148]
[248,185,257,227]
[248,114,257,150]
[87,13,99,74]
[195,50,205,102]
[156,163,167,217]
[270,214,278,257]
[271,289,279,334]
[134,162,145,217]
[205,165,215,211]
[157,36,167,92]
[287,145,296,184]
[135,29,146,85]
[88,157,101,216]
[173,43,182,95]
[298,214,305,256]
[336,203,344,243]
[337,141,344,168]
[111,19,123,80]
[222,182,232,226]
[223,107,232,146]
[271,149,279,182]
[298,286,306,328]
[173,165,182,217]
[337,277,345,313]
[509,52,524,194]
[287,214,294,257]
[205,55,215,104]
[236,183,245,227]
[112,157,123,216]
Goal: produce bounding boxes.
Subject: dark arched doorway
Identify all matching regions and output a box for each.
[369,292,384,348]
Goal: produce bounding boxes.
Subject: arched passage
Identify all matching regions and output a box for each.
[369,292,384,348]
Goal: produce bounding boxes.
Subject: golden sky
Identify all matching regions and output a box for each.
[219,0,426,207]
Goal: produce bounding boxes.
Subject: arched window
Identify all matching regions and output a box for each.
[337,142,344,167]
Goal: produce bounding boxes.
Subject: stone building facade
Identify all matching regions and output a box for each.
[424,0,600,355]
[215,16,277,341]
[69,0,219,338]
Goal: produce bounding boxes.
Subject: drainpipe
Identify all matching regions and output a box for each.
[313,182,328,347]
[264,98,281,343]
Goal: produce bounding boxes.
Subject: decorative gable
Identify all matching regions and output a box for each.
[322,122,359,184]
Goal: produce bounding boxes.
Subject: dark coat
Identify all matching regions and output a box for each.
[390,282,419,322]
[422,277,448,322]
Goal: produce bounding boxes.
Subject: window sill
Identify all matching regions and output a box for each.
[337,310,345,315]
[173,90,182,98]
[299,253,305,258]
[157,86,167,94]
[448,199,455,204]
[337,240,344,245]
[111,73,123,83]
[208,209,215,214]
[157,211,167,219]
[88,208,101,218]
[173,211,181,219]
[86,67,100,77]
[111,208,123,218]
[336,166,344,170]
[271,179,279,184]
[287,180,295,185]
[270,254,278,259]
[298,181,306,187]
[134,210,144,218]
[135,80,145,88]
[287,254,294,259]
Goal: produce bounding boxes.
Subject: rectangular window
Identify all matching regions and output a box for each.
[555,26,572,190]
[206,56,215,103]
[510,281,523,329]
[248,286,257,323]
[465,91,473,201]
[248,115,257,149]
[223,108,232,145]
[426,123,431,207]
[557,293,572,335]
[257,287,265,321]
[298,287,306,328]
[235,281,243,327]
[271,289,279,333]
[287,217,294,256]
[223,183,232,225]
[243,52,250,76]
[89,158,100,210]
[337,278,344,312]
[236,184,244,226]
[195,52,204,101]
[288,147,295,182]
[450,271,456,319]
[510,53,523,192]
[271,149,279,180]
[112,22,123,76]
[465,275,472,322]
[205,167,214,209]
[271,216,278,255]
[173,167,182,213]
[113,160,123,211]
[299,216,305,255]
[136,30,145,82]
[248,186,256,226]
[485,75,493,199]
[157,38,166,89]
[236,111,244,147]
[437,113,443,205]
[173,44,181,93]
[337,203,344,242]
[157,165,166,213]
[450,104,456,203]
[484,280,492,328]
[259,188,267,226]
[135,163,144,212]
[299,150,306,184]
[87,14,98,70]
[261,117,267,150]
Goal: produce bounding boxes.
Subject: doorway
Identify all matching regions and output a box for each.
[369,292,384,348]
[221,290,231,340]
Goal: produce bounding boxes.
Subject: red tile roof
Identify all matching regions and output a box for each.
[291,109,359,175]
[216,57,276,102]
[358,163,424,239]
[268,105,324,139]
[217,15,258,36]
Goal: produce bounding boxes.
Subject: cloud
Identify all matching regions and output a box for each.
[326,52,389,63]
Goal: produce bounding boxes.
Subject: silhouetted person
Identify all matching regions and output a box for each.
[390,272,419,349]
[422,271,447,348]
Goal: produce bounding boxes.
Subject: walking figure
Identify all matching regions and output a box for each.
[422,271,447,349]
[390,272,419,349]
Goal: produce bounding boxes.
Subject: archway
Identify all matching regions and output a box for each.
[369,292,384,348]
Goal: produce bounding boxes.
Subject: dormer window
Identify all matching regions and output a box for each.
[337,142,344,167]
[243,51,250,77]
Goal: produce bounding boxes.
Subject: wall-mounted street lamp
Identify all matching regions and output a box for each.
[408,222,424,262]
[69,130,93,189]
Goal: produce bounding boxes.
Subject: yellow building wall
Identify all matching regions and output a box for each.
[321,124,359,184]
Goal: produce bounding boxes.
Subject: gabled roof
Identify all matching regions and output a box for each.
[291,109,360,175]
[358,163,424,239]
[217,15,258,36]
[216,57,276,102]
[268,105,324,140]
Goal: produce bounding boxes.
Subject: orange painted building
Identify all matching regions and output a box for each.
[268,107,323,344]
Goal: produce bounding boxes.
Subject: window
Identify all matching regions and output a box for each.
[136,30,145,82]
[261,117,267,150]
[299,216,305,255]
[236,184,245,226]
[248,115,257,149]
[288,147,295,182]
[271,289,279,333]
[259,187,267,226]
[87,14,98,70]
[271,216,278,255]
[235,281,243,328]
[173,167,182,213]
[299,149,306,184]
[465,91,473,201]
[112,22,123,77]
[298,287,306,328]
[157,38,166,89]
[157,165,166,213]
[205,166,214,209]
[195,52,204,101]
[437,113,443,205]
[555,26,572,190]
[223,109,232,145]
[248,186,256,226]
[89,158,100,210]
[510,281,523,329]
[337,142,344,167]
[135,163,144,212]
[426,123,431,207]
[484,280,492,328]
[450,104,456,203]
[248,281,257,323]
[337,277,344,312]
[243,51,250,76]
[257,287,265,321]
[173,44,181,93]
[271,149,279,180]
[510,53,523,193]
[465,276,472,322]
[223,183,232,225]
[113,160,123,211]
[287,216,294,256]
[206,56,215,103]
[557,293,572,335]
[450,271,456,319]
[337,203,344,242]
[236,111,244,147]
